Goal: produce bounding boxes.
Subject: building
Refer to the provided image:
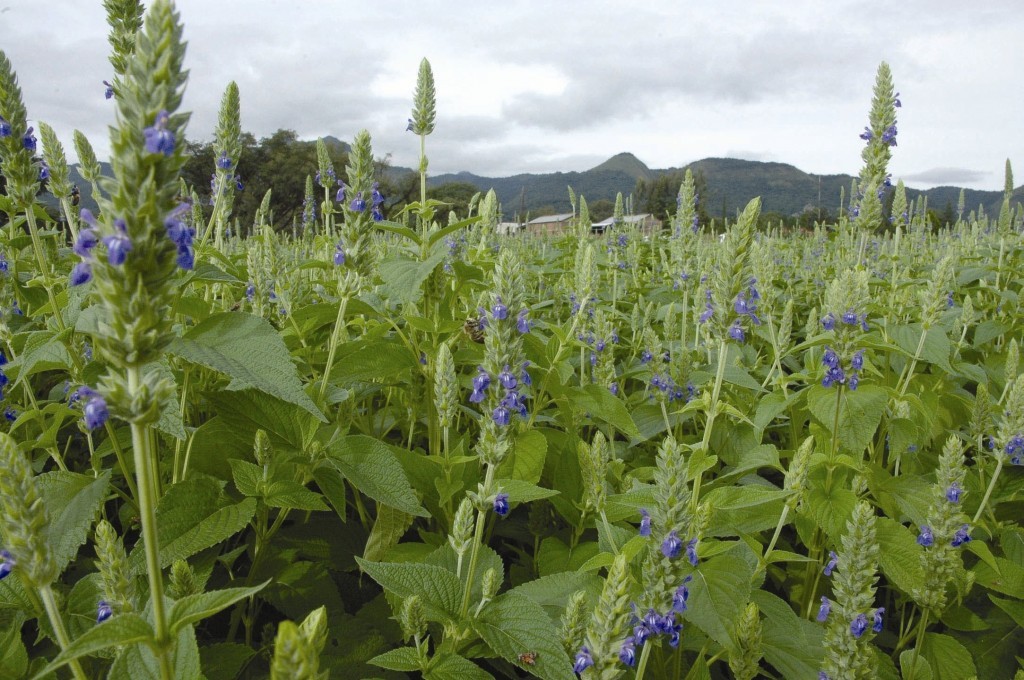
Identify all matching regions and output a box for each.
[590,213,663,235]
[525,213,574,236]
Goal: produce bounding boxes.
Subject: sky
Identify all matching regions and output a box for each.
[3,0,1022,192]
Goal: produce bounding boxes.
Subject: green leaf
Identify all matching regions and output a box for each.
[752,590,824,680]
[229,459,262,497]
[806,384,887,454]
[199,642,255,680]
[330,335,418,384]
[564,384,640,438]
[9,330,71,385]
[974,555,1024,598]
[210,389,320,452]
[36,471,110,574]
[891,323,953,372]
[264,480,330,511]
[151,358,188,440]
[706,485,789,537]
[804,478,858,542]
[312,465,348,524]
[356,558,462,622]
[363,505,414,562]
[989,595,1024,628]
[425,652,492,680]
[167,312,324,419]
[495,429,547,484]
[328,435,429,517]
[900,649,934,680]
[497,479,559,504]
[108,618,201,680]
[168,581,270,634]
[920,632,976,680]
[30,613,154,680]
[369,647,422,672]
[508,571,603,610]
[685,544,756,650]
[0,611,27,678]
[474,592,576,680]
[378,249,448,305]
[876,517,926,597]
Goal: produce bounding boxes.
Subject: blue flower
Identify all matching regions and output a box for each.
[371,206,384,222]
[618,636,637,666]
[333,243,345,266]
[661,531,683,559]
[102,219,132,266]
[872,607,884,633]
[493,492,510,517]
[841,309,858,325]
[572,647,593,674]
[492,297,508,320]
[847,374,860,391]
[97,600,113,623]
[103,80,114,99]
[633,621,653,645]
[728,323,745,343]
[371,182,384,207]
[894,92,902,108]
[39,161,50,181]
[143,111,175,156]
[672,576,692,613]
[3,407,15,422]
[859,127,873,141]
[22,126,36,152]
[945,482,962,504]
[639,508,652,537]
[917,525,934,547]
[816,596,831,622]
[349,192,366,212]
[498,365,517,390]
[823,550,838,576]
[216,151,232,170]
[821,313,836,331]
[83,394,109,430]
[0,115,10,137]
[851,349,865,371]
[685,538,699,566]
[335,184,347,203]
[699,301,714,323]
[951,524,971,547]
[640,349,653,364]
[516,309,531,334]
[176,245,195,270]
[881,124,898,146]
[850,613,869,638]
[74,228,99,258]
[0,549,14,580]
[492,405,511,427]
[405,118,415,132]
[70,262,93,286]
[822,347,840,369]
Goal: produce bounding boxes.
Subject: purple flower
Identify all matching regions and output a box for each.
[841,309,858,325]
[521,362,532,386]
[492,297,508,321]
[946,482,962,504]
[246,283,255,301]
[165,205,195,247]
[640,349,653,364]
[0,550,14,580]
[573,647,593,674]
[728,323,745,343]
[822,347,840,369]
[639,508,652,537]
[951,524,971,547]
[493,492,510,517]
[83,394,109,430]
[633,622,653,645]
[685,538,699,566]
[22,126,36,152]
[3,407,15,422]
[917,525,934,547]
[816,596,831,622]
[618,636,637,666]
[823,550,838,576]
[0,115,10,137]
[498,365,517,389]
[894,92,902,108]
[176,245,195,270]
[847,374,859,391]
[492,405,511,427]
[97,600,113,623]
[216,151,231,170]
[39,161,50,181]
[472,367,491,393]
[516,309,531,334]
[881,124,898,146]
[850,613,869,638]
[661,531,683,559]
[859,126,873,141]
[74,228,100,257]
[333,243,345,266]
[371,182,384,206]
[699,302,714,323]
[350,192,366,212]
[335,184,347,203]
[822,313,836,331]
[405,118,415,132]
[143,110,175,156]
[103,80,114,99]
[371,206,384,222]
[102,219,132,266]
[872,607,884,633]
[672,576,692,613]
[851,349,865,371]
[70,262,93,286]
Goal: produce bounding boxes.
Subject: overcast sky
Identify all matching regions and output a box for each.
[3,1,1022,191]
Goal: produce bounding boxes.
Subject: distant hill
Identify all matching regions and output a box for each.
[431,154,1014,222]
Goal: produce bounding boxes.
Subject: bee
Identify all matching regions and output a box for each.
[517,651,537,666]
[70,184,80,207]
[463,316,486,343]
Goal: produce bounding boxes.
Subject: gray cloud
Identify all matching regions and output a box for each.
[901,167,991,186]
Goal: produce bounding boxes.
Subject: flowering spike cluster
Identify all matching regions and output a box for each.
[94,519,136,616]
[707,197,759,340]
[339,129,378,277]
[853,62,899,229]
[576,554,633,676]
[820,501,881,680]
[821,346,865,390]
[729,602,764,680]
[578,432,610,514]
[0,432,57,588]
[998,379,1024,466]
[409,58,436,137]
[0,52,43,208]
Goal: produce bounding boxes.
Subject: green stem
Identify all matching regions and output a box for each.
[39,584,88,680]
[825,386,843,490]
[24,208,66,333]
[127,366,173,680]
[907,609,930,680]
[761,503,791,569]
[634,640,653,680]
[691,338,728,511]
[973,455,1004,524]
[895,327,928,397]
[460,465,496,618]
[318,293,350,401]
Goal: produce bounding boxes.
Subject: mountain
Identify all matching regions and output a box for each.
[430,154,1012,221]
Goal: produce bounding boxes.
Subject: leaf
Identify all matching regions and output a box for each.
[900,649,934,680]
[508,571,603,610]
[989,595,1024,628]
[891,323,953,372]
[378,249,448,306]
[30,613,154,680]
[752,590,824,680]
[264,480,330,511]
[328,435,429,517]
[36,470,110,574]
[564,384,641,438]
[108,618,201,680]
[229,459,262,497]
[168,581,270,634]
[9,330,71,385]
[974,555,1024,598]
[706,485,788,537]
[920,632,976,680]
[0,611,27,678]
[368,647,422,672]
[363,505,414,562]
[312,465,348,524]
[198,642,255,680]
[425,652,493,680]
[210,389,320,452]
[685,544,756,650]
[876,517,926,597]
[167,311,324,419]
[495,429,548,484]
[330,335,418,384]
[806,384,888,454]
[497,478,559,504]
[151,358,188,441]
[804,479,858,542]
[356,558,462,622]
[474,592,576,680]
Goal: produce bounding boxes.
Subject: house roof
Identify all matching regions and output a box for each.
[591,213,657,227]
[527,213,574,224]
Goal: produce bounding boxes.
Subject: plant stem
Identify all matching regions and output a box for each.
[318,292,350,402]
[973,455,1004,524]
[691,338,728,511]
[39,584,88,680]
[127,366,173,680]
[907,609,929,680]
[761,503,791,568]
[634,641,653,680]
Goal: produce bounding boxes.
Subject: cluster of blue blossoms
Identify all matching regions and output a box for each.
[69,386,109,431]
[0,117,37,154]
[468,298,532,427]
[917,481,972,547]
[1004,435,1024,466]
[821,347,864,390]
[816,550,885,645]
[335,181,386,223]
[698,279,761,343]
[0,351,17,422]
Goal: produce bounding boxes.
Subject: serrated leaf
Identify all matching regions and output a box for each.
[474,592,575,680]
[167,312,324,419]
[686,544,756,651]
[356,558,462,622]
[369,647,422,672]
[329,336,418,384]
[378,249,448,305]
[806,384,887,454]
[425,652,492,680]
[900,649,933,680]
[36,470,110,574]
[312,465,347,524]
[876,517,926,597]
[9,330,71,385]
[168,581,270,634]
[0,611,27,678]
[210,389,320,452]
[264,480,330,511]
[496,478,559,504]
[752,590,824,679]
[921,632,975,680]
[198,642,255,680]
[329,436,428,517]
[108,617,201,680]
[229,459,262,497]
[363,505,414,562]
[30,613,154,680]
[496,429,547,484]
[564,384,640,438]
